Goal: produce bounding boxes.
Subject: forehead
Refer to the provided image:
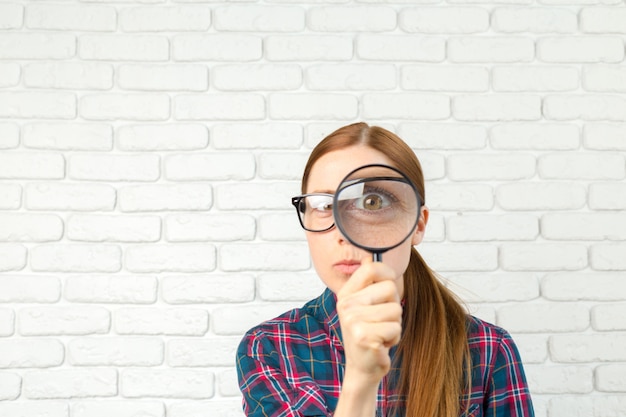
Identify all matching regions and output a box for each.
[306,145,394,193]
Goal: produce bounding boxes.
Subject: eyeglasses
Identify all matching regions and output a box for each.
[291,193,335,232]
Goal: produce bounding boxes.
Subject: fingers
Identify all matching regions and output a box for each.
[338,257,397,299]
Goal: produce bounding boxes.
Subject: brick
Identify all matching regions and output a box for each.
[269,93,357,120]
[125,244,216,272]
[425,184,494,211]
[119,184,212,212]
[0,4,22,29]
[19,306,110,336]
[212,122,301,149]
[25,183,116,211]
[167,337,241,367]
[0,275,61,303]
[0,63,20,88]
[447,153,535,181]
[0,309,13,336]
[0,184,22,210]
[538,36,624,63]
[65,275,157,304]
[23,123,113,151]
[162,274,255,303]
[214,64,302,91]
[453,94,541,121]
[592,304,626,331]
[117,124,208,151]
[220,243,310,271]
[549,396,626,417]
[589,183,626,209]
[591,243,626,270]
[542,213,626,240]
[401,65,489,92]
[118,64,208,92]
[543,272,626,301]
[400,7,489,33]
[398,123,487,150]
[306,64,395,91]
[68,337,164,366]
[0,92,76,119]
[580,7,626,33]
[164,153,255,181]
[80,93,170,121]
[0,339,64,368]
[584,123,626,150]
[418,244,498,272]
[215,182,297,210]
[0,122,19,150]
[73,401,164,417]
[597,364,626,392]
[266,35,352,61]
[26,4,116,31]
[525,365,593,394]
[0,152,65,180]
[0,244,27,272]
[115,307,208,336]
[0,402,68,417]
[423,213,445,242]
[550,333,626,362]
[496,182,586,210]
[69,154,160,182]
[173,34,261,61]
[420,152,446,180]
[67,214,161,242]
[0,33,75,59]
[501,243,587,271]
[363,93,449,120]
[120,6,211,32]
[217,368,238,397]
[308,6,396,32]
[498,303,589,332]
[258,212,306,241]
[212,303,301,335]
[446,272,541,302]
[121,369,213,399]
[258,152,308,180]
[0,213,63,242]
[510,334,549,364]
[79,35,169,61]
[448,37,534,63]
[493,66,578,92]
[31,244,122,273]
[23,369,117,399]
[0,371,20,400]
[174,94,264,121]
[215,5,304,31]
[258,273,328,301]
[357,34,445,62]
[538,153,625,180]
[583,64,626,93]
[448,214,538,241]
[492,7,577,33]
[168,400,242,417]
[490,123,579,150]
[544,94,626,121]
[164,214,255,242]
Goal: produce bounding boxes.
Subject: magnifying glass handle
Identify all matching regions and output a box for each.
[372,252,382,262]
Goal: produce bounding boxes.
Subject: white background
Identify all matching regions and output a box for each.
[1,1,626,416]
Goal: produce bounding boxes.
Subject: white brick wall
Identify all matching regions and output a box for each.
[0,2,625,416]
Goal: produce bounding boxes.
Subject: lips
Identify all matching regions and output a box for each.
[333,260,361,275]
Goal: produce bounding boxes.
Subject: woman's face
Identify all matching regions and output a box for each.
[304,145,429,296]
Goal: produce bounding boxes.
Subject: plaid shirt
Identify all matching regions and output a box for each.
[237,288,534,417]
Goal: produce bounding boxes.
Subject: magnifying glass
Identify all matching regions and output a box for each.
[332,164,422,262]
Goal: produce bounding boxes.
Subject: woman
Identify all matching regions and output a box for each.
[236,122,534,417]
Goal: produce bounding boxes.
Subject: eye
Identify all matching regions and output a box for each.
[355,191,392,211]
[307,195,333,213]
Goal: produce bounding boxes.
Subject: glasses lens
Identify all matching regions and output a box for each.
[298,194,334,231]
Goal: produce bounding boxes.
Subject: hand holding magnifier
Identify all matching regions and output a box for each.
[332,164,422,262]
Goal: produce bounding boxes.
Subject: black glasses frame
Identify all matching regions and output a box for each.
[291,193,336,233]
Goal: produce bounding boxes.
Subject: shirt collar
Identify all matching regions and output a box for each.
[318,287,344,348]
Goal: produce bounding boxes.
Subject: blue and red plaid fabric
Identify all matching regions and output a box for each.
[237,288,535,417]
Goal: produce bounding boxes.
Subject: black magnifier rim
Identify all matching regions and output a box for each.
[332,163,421,255]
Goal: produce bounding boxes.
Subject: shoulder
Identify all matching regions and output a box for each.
[466,315,525,369]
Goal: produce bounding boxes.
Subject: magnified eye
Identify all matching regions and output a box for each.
[356,192,391,211]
